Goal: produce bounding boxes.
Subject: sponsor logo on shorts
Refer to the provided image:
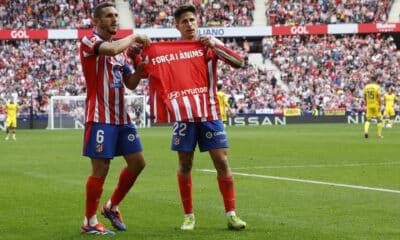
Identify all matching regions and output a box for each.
[96,143,104,153]
[206,131,226,139]
[206,132,213,139]
[213,131,226,137]
[128,133,136,142]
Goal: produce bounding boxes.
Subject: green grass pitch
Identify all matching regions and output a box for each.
[0,124,399,240]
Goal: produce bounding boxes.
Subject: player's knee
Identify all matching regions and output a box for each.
[135,159,146,172]
[126,154,146,174]
[179,162,192,173]
[92,165,110,178]
[215,163,231,177]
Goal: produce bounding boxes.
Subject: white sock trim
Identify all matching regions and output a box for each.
[107,200,119,211]
[226,211,236,218]
[84,215,98,226]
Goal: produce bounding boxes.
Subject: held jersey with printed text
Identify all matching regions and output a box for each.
[143,41,243,123]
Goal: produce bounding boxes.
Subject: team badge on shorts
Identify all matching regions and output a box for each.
[174,136,181,146]
[96,143,104,153]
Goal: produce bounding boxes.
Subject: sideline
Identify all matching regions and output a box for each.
[198,169,400,194]
[229,161,400,170]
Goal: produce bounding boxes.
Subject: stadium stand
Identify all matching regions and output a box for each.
[0,39,85,115]
[130,0,255,28]
[0,0,399,118]
[265,0,393,26]
[260,33,399,114]
[0,0,103,29]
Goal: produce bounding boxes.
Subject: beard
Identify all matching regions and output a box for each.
[99,22,118,35]
[108,28,117,35]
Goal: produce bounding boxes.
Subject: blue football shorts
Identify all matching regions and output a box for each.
[83,122,143,159]
[171,120,229,152]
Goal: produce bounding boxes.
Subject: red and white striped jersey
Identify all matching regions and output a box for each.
[143,40,243,123]
[80,32,133,125]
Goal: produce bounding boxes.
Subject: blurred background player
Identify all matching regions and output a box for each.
[217,83,233,127]
[79,2,150,235]
[363,75,383,139]
[4,98,19,140]
[382,85,398,128]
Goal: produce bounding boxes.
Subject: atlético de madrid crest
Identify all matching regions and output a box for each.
[96,143,104,153]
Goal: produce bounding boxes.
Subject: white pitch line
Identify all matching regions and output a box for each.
[198,169,400,194]
[230,161,400,170]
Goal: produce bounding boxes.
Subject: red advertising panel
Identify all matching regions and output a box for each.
[78,29,134,39]
[272,25,328,36]
[0,30,48,40]
[358,23,400,33]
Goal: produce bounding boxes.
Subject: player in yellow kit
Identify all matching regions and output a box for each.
[217,83,232,127]
[363,76,383,139]
[4,98,19,140]
[382,86,398,128]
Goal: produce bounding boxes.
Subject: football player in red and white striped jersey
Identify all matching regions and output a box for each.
[79,2,150,235]
[147,4,247,231]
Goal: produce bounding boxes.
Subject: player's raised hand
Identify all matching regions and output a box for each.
[127,43,142,59]
[199,35,215,48]
[134,34,151,48]
[135,56,149,71]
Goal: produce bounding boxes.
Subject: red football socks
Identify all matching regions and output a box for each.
[177,173,193,214]
[85,175,105,220]
[217,176,236,212]
[110,168,138,207]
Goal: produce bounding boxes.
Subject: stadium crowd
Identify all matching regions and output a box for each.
[130,0,255,28]
[0,0,101,29]
[256,33,400,115]
[0,0,254,29]
[265,0,393,25]
[0,39,85,116]
[1,32,399,117]
[0,0,399,118]
[0,0,394,30]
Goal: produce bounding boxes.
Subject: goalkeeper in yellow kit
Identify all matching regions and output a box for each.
[382,86,398,128]
[4,98,19,140]
[363,76,383,139]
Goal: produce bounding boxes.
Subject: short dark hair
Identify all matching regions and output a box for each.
[174,4,197,21]
[93,2,115,18]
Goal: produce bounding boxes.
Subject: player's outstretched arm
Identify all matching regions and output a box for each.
[199,35,244,68]
[99,34,150,56]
